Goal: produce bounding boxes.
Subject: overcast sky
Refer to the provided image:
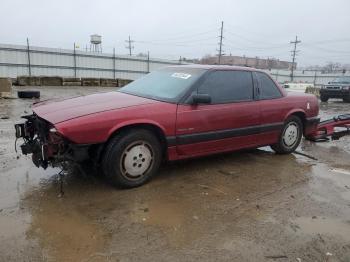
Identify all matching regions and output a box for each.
[1,0,349,66]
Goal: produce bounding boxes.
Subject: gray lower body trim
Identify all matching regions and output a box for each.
[166,122,283,146]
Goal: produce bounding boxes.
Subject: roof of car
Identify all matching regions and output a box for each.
[167,64,263,72]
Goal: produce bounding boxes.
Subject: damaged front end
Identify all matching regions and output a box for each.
[15,114,74,169]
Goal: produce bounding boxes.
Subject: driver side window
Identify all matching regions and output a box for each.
[198,70,254,104]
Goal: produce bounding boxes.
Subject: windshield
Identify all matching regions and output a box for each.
[329,76,350,84]
[119,67,206,103]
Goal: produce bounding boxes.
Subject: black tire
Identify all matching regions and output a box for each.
[17,90,40,99]
[320,94,329,102]
[271,116,303,154]
[102,129,162,188]
[343,96,350,103]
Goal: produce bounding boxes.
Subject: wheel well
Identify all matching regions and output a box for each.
[96,123,168,163]
[290,111,306,134]
[112,123,167,145]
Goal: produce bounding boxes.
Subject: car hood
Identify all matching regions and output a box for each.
[33,91,155,124]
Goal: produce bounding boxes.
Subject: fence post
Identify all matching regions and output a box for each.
[147,51,150,73]
[113,48,116,79]
[275,70,279,82]
[313,71,317,86]
[26,38,31,76]
[73,43,77,78]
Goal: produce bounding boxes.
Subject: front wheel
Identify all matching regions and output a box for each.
[102,129,162,188]
[343,95,350,103]
[271,116,303,154]
[320,94,329,102]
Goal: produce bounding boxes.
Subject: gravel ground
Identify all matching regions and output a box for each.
[0,86,349,262]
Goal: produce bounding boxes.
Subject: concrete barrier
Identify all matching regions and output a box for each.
[62,78,81,86]
[0,78,12,97]
[14,76,134,87]
[40,76,62,86]
[100,79,118,87]
[17,76,41,86]
[81,78,100,86]
[118,79,133,87]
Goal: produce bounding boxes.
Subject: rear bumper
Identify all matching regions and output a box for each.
[305,117,320,136]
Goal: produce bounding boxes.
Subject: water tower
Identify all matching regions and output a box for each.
[90,34,102,52]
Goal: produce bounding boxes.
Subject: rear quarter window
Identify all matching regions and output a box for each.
[256,72,282,99]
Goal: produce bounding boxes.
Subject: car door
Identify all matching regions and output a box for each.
[175,70,261,157]
[254,71,288,145]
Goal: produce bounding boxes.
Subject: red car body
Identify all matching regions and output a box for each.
[15,65,320,187]
[30,65,319,162]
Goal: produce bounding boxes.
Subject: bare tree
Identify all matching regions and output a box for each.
[324,61,342,73]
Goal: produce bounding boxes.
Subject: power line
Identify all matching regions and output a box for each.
[135,40,217,48]
[225,29,279,46]
[125,35,134,56]
[303,38,350,45]
[290,35,301,81]
[224,41,290,51]
[217,21,224,64]
[144,28,218,42]
[135,36,217,45]
[302,44,350,54]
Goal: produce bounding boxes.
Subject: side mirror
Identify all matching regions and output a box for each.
[191,94,211,104]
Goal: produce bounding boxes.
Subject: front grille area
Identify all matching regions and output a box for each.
[326,86,340,90]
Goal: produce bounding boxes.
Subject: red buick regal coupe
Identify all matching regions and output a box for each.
[15,65,319,188]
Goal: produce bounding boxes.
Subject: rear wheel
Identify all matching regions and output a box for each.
[320,94,329,102]
[343,95,350,103]
[102,129,162,188]
[271,116,303,154]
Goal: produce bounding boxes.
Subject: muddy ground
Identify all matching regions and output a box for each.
[0,86,349,262]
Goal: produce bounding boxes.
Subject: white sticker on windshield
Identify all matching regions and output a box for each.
[171,73,192,79]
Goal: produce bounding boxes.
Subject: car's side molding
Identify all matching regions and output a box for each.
[167,122,284,146]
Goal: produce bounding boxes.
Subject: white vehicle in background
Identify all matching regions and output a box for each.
[283,82,314,93]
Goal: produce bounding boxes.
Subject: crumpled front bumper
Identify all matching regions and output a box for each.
[15,114,93,169]
[15,114,61,169]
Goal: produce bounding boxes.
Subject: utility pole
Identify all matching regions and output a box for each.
[217,21,224,64]
[73,42,77,78]
[313,71,317,86]
[125,36,134,56]
[290,35,301,82]
[113,47,116,79]
[26,38,31,76]
[147,51,150,73]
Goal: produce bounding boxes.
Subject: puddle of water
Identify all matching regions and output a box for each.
[330,168,350,176]
[0,213,31,240]
[313,164,350,190]
[341,191,350,201]
[293,217,350,242]
[141,201,186,227]
[22,170,112,262]
[28,201,108,262]
[129,196,199,247]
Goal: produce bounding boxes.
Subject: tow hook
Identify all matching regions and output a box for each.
[307,114,350,142]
